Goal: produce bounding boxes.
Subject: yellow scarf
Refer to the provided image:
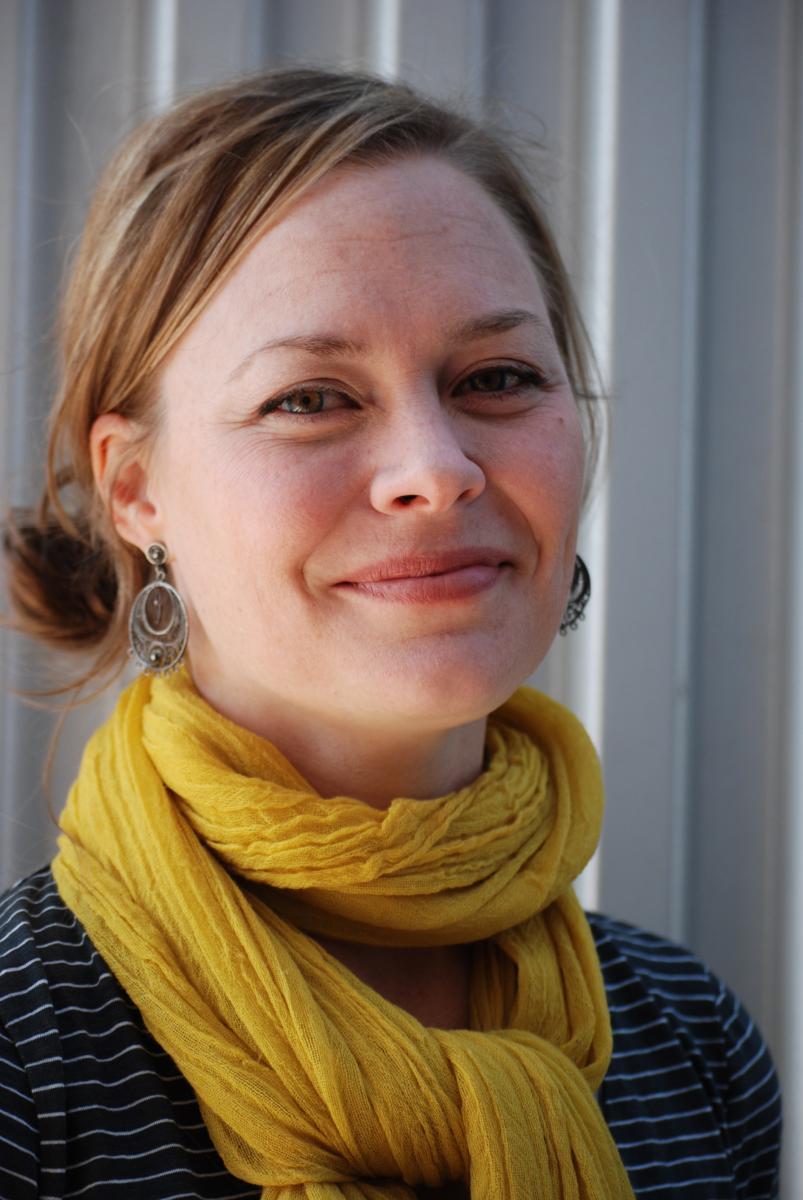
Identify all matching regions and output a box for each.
[53,669,635,1199]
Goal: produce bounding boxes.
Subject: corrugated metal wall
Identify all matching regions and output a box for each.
[1,2,799,1189]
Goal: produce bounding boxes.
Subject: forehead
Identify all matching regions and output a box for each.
[172,156,551,368]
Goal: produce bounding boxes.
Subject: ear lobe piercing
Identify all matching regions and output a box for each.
[128,542,188,673]
[559,555,591,635]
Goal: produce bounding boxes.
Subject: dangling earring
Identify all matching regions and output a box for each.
[560,555,591,635]
[128,542,189,674]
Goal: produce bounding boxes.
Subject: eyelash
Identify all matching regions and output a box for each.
[257,365,549,419]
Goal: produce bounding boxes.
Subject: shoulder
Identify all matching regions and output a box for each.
[588,910,732,1026]
[0,864,100,990]
[0,866,108,1041]
[588,912,782,1198]
[0,868,256,1199]
[0,868,73,1197]
[1,867,125,1197]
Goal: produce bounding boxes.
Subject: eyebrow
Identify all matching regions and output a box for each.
[225,307,550,383]
[450,309,551,342]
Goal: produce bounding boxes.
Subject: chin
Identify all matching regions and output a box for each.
[362,635,541,727]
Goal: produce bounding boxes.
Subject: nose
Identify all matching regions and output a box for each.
[368,404,486,514]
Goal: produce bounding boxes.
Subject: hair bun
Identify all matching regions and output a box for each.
[3,507,117,650]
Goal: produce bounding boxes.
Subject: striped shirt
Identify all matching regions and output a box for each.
[0,868,781,1198]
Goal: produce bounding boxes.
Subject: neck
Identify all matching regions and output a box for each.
[290,720,488,807]
[190,673,488,806]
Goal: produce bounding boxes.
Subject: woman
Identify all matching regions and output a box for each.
[0,68,780,1199]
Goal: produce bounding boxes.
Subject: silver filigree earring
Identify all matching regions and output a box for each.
[129,543,188,674]
[559,555,591,635]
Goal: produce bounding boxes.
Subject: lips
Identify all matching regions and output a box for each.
[336,548,513,603]
[340,548,513,584]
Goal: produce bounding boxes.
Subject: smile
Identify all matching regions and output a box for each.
[336,550,513,604]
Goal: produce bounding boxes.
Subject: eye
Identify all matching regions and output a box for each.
[258,386,351,418]
[455,365,546,397]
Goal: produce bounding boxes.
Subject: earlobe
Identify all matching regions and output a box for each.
[89,413,161,550]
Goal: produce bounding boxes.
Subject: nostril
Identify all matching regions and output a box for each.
[397,495,417,506]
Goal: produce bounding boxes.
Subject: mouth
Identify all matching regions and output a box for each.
[336,549,514,604]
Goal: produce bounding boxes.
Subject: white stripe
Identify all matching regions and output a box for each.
[736,1113,785,1161]
[0,1079,35,1106]
[625,967,714,985]
[0,917,35,948]
[615,1127,720,1150]
[630,986,720,1005]
[597,935,707,968]
[727,1061,777,1105]
[0,1037,26,1070]
[46,1137,221,1172]
[67,1091,197,1117]
[59,1018,144,1045]
[604,1104,711,1129]
[1,903,70,929]
[603,1081,701,1104]
[609,1038,677,1059]
[161,1192,256,1200]
[603,975,715,1001]
[3,949,97,975]
[605,1062,688,1083]
[609,1015,667,1036]
[14,1025,63,1049]
[727,1039,763,1083]
[5,1002,51,1027]
[0,1101,37,1133]
[601,951,710,982]
[630,1177,732,1195]
[0,879,55,918]
[607,997,655,1014]
[626,1149,730,1171]
[42,1113,190,1143]
[44,1041,167,1070]
[48,977,120,993]
[1,976,47,1002]
[0,1163,38,1187]
[33,936,94,955]
[1,914,80,948]
[21,1053,61,1069]
[52,995,124,1019]
[725,1085,781,1131]
[51,1066,184,1092]
[718,993,742,1033]
[61,1165,232,1197]
[0,1128,36,1158]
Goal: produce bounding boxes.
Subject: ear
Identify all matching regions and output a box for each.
[90,413,162,552]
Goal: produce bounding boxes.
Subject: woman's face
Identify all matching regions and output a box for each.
[140,156,585,739]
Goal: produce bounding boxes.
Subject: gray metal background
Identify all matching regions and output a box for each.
[1,2,800,1191]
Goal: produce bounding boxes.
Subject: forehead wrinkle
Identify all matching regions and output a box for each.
[320,215,513,258]
[319,214,491,247]
[321,223,451,245]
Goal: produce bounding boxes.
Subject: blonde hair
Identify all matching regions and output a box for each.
[3,66,601,696]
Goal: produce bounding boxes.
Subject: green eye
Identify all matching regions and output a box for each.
[259,387,344,418]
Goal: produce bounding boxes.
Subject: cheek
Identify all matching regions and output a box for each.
[159,431,357,595]
[491,415,585,537]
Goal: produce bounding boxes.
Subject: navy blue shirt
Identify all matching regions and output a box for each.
[0,869,781,1198]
